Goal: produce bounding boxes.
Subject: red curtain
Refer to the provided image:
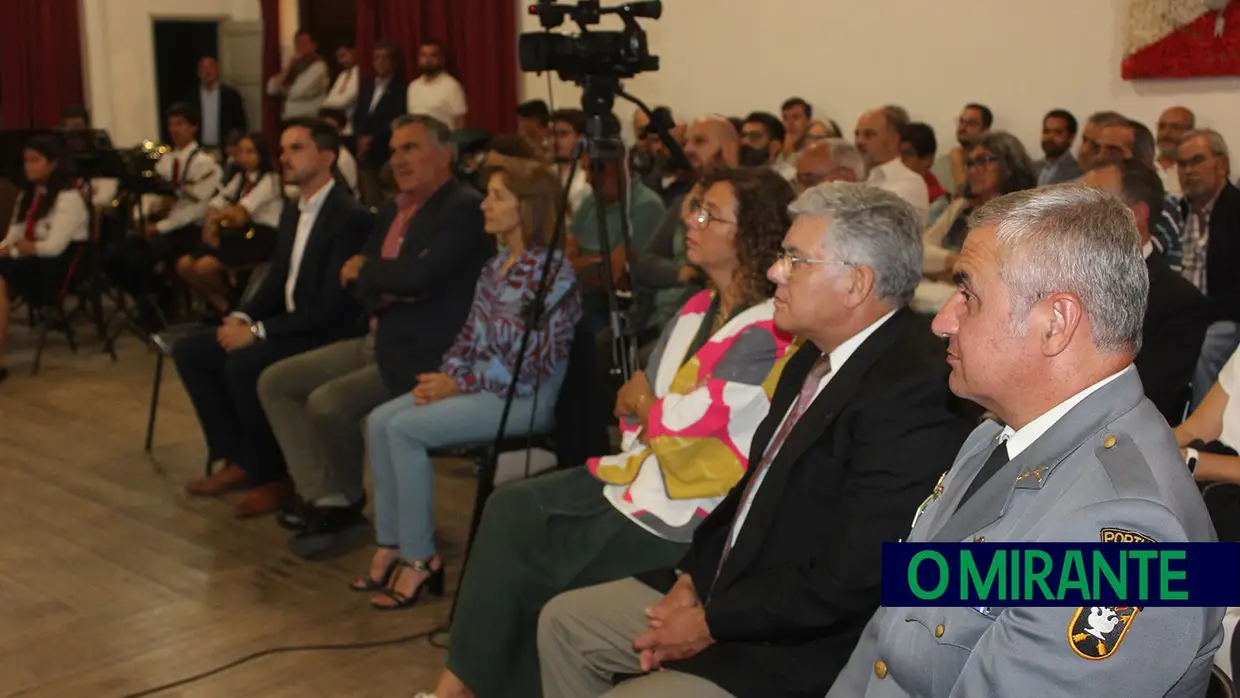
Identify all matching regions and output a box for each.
[0,0,84,129]
[259,0,282,147]
[355,0,518,135]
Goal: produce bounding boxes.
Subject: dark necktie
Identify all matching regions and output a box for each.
[714,354,833,582]
[955,440,1010,512]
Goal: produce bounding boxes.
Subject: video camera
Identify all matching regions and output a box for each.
[519,1,662,84]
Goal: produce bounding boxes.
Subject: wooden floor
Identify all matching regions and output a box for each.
[0,322,484,698]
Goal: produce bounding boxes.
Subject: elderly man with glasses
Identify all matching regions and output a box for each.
[1177,129,1240,409]
[538,182,975,698]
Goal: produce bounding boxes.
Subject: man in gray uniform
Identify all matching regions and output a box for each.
[827,184,1223,697]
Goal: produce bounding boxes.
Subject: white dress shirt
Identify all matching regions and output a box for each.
[286,179,335,312]
[199,84,222,147]
[210,171,284,229]
[321,66,359,134]
[998,366,1130,459]
[1159,162,1183,198]
[267,60,330,119]
[146,141,222,233]
[3,189,89,257]
[866,157,930,222]
[729,309,899,546]
[406,73,467,127]
[368,77,391,113]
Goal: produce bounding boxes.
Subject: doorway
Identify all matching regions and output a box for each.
[152,20,219,144]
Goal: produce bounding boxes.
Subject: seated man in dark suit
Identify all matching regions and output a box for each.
[175,118,373,518]
[1084,159,1208,424]
[537,183,975,698]
[256,114,493,558]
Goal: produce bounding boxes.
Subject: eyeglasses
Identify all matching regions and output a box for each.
[687,200,737,229]
[774,248,855,272]
[966,155,999,169]
[1178,153,1217,169]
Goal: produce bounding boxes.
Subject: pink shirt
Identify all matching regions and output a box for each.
[369,192,421,333]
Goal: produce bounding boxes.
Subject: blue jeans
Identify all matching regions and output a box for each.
[365,376,561,561]
[1193,321,1240,409]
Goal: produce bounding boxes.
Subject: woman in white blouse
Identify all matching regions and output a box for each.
[0,135,89,380]
[175,132,283,316]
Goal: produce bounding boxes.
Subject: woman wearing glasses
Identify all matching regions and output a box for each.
[922,130,1037,280]
[417,167,798,698]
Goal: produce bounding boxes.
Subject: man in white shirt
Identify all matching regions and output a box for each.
[321,45,359,135]
[829,184,1222,698]
[1157,105,1195,198]
[104,102,221,328]
[172,118,373,519]
[854,105,929,221]
[538,183,974,698]
[405,41,467,129]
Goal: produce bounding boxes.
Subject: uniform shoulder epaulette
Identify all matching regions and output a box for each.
[1093,431,1159,500]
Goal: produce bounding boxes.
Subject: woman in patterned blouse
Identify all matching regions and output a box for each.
[355,159,581,609]
[418,167,799,698]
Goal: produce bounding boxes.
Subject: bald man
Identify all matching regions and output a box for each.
[794,139,864,194]
[1157,106,1196,197]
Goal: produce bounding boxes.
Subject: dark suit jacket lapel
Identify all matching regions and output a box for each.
[715,309,914,591]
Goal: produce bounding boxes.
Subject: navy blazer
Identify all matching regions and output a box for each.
[353,76,409,169]
[240,182,373,342]
[354,178,492,395]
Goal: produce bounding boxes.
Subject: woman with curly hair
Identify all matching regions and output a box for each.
[417,167,800,698]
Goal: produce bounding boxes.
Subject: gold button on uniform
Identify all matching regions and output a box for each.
[1103,435,1117,449]
[874,659,888,679]
[935,624,945,638]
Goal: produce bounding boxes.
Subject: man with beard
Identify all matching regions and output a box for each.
[634,107,690,206]
[174,118,373,517]
[1035,108,1080,185]
[551,108,590,213]
[1157,106,1195,197]
[948,103,992,195]
[739,112,786,168]
[405,41,467,129]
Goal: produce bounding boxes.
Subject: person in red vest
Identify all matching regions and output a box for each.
[0,135,90,381]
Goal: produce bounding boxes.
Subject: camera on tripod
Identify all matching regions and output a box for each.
[519,0,662,82]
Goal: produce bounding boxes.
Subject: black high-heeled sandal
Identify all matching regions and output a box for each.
[370,559,445,611]
[349,545,400,592]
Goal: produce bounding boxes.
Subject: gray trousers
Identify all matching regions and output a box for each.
[538,578,735,698]
[256,336,390,503]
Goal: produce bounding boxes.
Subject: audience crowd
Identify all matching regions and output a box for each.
[9,28,1240,698]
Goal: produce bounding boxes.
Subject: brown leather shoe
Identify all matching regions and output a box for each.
[234,481,293,519]
[185,463,248,496]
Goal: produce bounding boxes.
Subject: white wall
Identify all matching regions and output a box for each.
[519,0,1240,160]
[81,0,263,145]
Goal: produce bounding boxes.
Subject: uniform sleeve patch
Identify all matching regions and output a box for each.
[1068,606,1139,660]
[1099,528,1157,544]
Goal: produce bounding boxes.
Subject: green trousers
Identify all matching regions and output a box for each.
[447,467,688,698]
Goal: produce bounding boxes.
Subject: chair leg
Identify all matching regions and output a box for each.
[144,354,164,453]
[31,310,50,376]
[62,306,77,354]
